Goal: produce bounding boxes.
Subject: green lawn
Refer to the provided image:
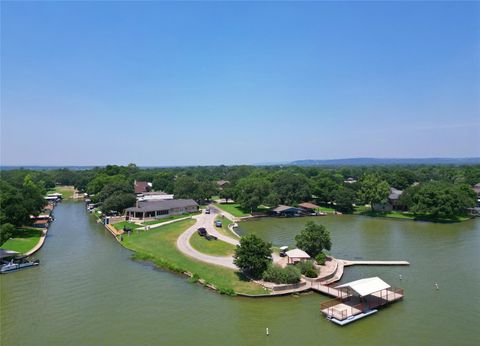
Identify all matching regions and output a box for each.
[316,206,336,213]
[141,212,199,225]
[121,219,266,295]
[48,185,75,199]
[216,203,250,217]
[189,233,236,256]
[355,207,472,223]
[113,221,142,231]
[0,228,43,254]
[214,215,239,240]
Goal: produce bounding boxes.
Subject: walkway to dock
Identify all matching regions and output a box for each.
[342,260,410,266]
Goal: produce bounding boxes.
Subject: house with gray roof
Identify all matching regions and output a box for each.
[125,199,198,220]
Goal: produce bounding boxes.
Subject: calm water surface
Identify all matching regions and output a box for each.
[1,203,479,345]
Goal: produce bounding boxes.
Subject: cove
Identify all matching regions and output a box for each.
[1,203,479,345]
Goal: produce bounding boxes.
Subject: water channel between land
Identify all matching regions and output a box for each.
[1,202,479,345]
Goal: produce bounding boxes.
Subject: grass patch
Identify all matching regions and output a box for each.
[355,207,472,223]
[216,203,251,217]
[113,221,142,231]
[121,219,266,295]
[48,185,75,199]
[214,215,239,240]
[141,212,199,225]
[189,233,236,256]
[0,228,43,254]
[316,206,336,213]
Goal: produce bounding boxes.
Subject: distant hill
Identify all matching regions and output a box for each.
[290,157,480,166]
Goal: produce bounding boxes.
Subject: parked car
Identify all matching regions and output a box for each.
[205,209,210,214]
[205,234,218,241]
[197,227,207,236]
[215,220,222,227]
[279,246,289,257]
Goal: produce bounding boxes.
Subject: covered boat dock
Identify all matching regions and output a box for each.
[320,277,404,325]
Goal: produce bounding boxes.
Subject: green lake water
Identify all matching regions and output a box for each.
[1,203,479,345]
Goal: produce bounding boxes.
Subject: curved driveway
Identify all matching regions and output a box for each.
[176,209,281,270]
[176,212,238,269]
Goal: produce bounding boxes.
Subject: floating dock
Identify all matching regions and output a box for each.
[328,309,378,326]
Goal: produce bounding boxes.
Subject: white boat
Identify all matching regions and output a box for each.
[0,259,40,273]
[0,249,40,274]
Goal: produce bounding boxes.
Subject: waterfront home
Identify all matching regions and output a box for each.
[216,180,230,188]
[270,205,302,217]
[47,192,63,199]
[32,219,50,229]
[137,191,174,201]
[134,180,152,194]
[373,188,405,212]
[298,202,320,215]
[125,199,198,221]
[285,248,310,264]
[44,196,60,203]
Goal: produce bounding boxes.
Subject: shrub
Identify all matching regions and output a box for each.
[189,273,200,283]
[315,252,327,265]
[304,268,318,278]
[218,287,236,296]
[262,265,301,284]
[296,260,318,278]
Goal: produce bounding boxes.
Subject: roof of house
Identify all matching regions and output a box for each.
[134,181,150,194]
[139,191,168,196]
[216,180,230,186]
[389,188,403,200]
[272,205,299,213]
[285,248,310,259]
[473,184,480,193]
[125,199,198,213]
[298,202,320,210]
[0,249,20,259]
[33,219,49,224]
[336,277,391,297]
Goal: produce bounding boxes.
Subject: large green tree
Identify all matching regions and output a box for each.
[359,174,390,210]
[100,191,136,214]
[235,176,273,211]
[233,234,272,279]
[271,171,311,205]
[334,187,356,213]
[295,221,332,258]
[401,181,476,218]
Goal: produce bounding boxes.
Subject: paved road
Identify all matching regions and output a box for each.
[176,210,282,270]
[176,212,238,269]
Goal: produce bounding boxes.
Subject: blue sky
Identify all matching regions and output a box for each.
[1,1,479,166]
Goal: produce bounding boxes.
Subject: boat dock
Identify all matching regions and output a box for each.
[320,277,404,325]
[342,260,410,266]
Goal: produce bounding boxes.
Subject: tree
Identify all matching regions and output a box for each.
[334,187,355,213]
[94,180,132,203]
[100,192,136,214]
[233,234,272,279]
[312,176,338,204]
[0,223,15,245]
[21,175,45,216]
[401,181,476,218]
[359,174,390,210]
[295,221,331,258]
[235,176,272,211]
[173,176,199,199]
[152,172,175,193]
[271,171,311,205]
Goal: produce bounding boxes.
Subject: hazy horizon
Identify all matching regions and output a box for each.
[1,1,479,166]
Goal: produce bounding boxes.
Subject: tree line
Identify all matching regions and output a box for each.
[1,163,479,233]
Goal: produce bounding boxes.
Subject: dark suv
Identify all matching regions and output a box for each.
[197,227,207,236]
